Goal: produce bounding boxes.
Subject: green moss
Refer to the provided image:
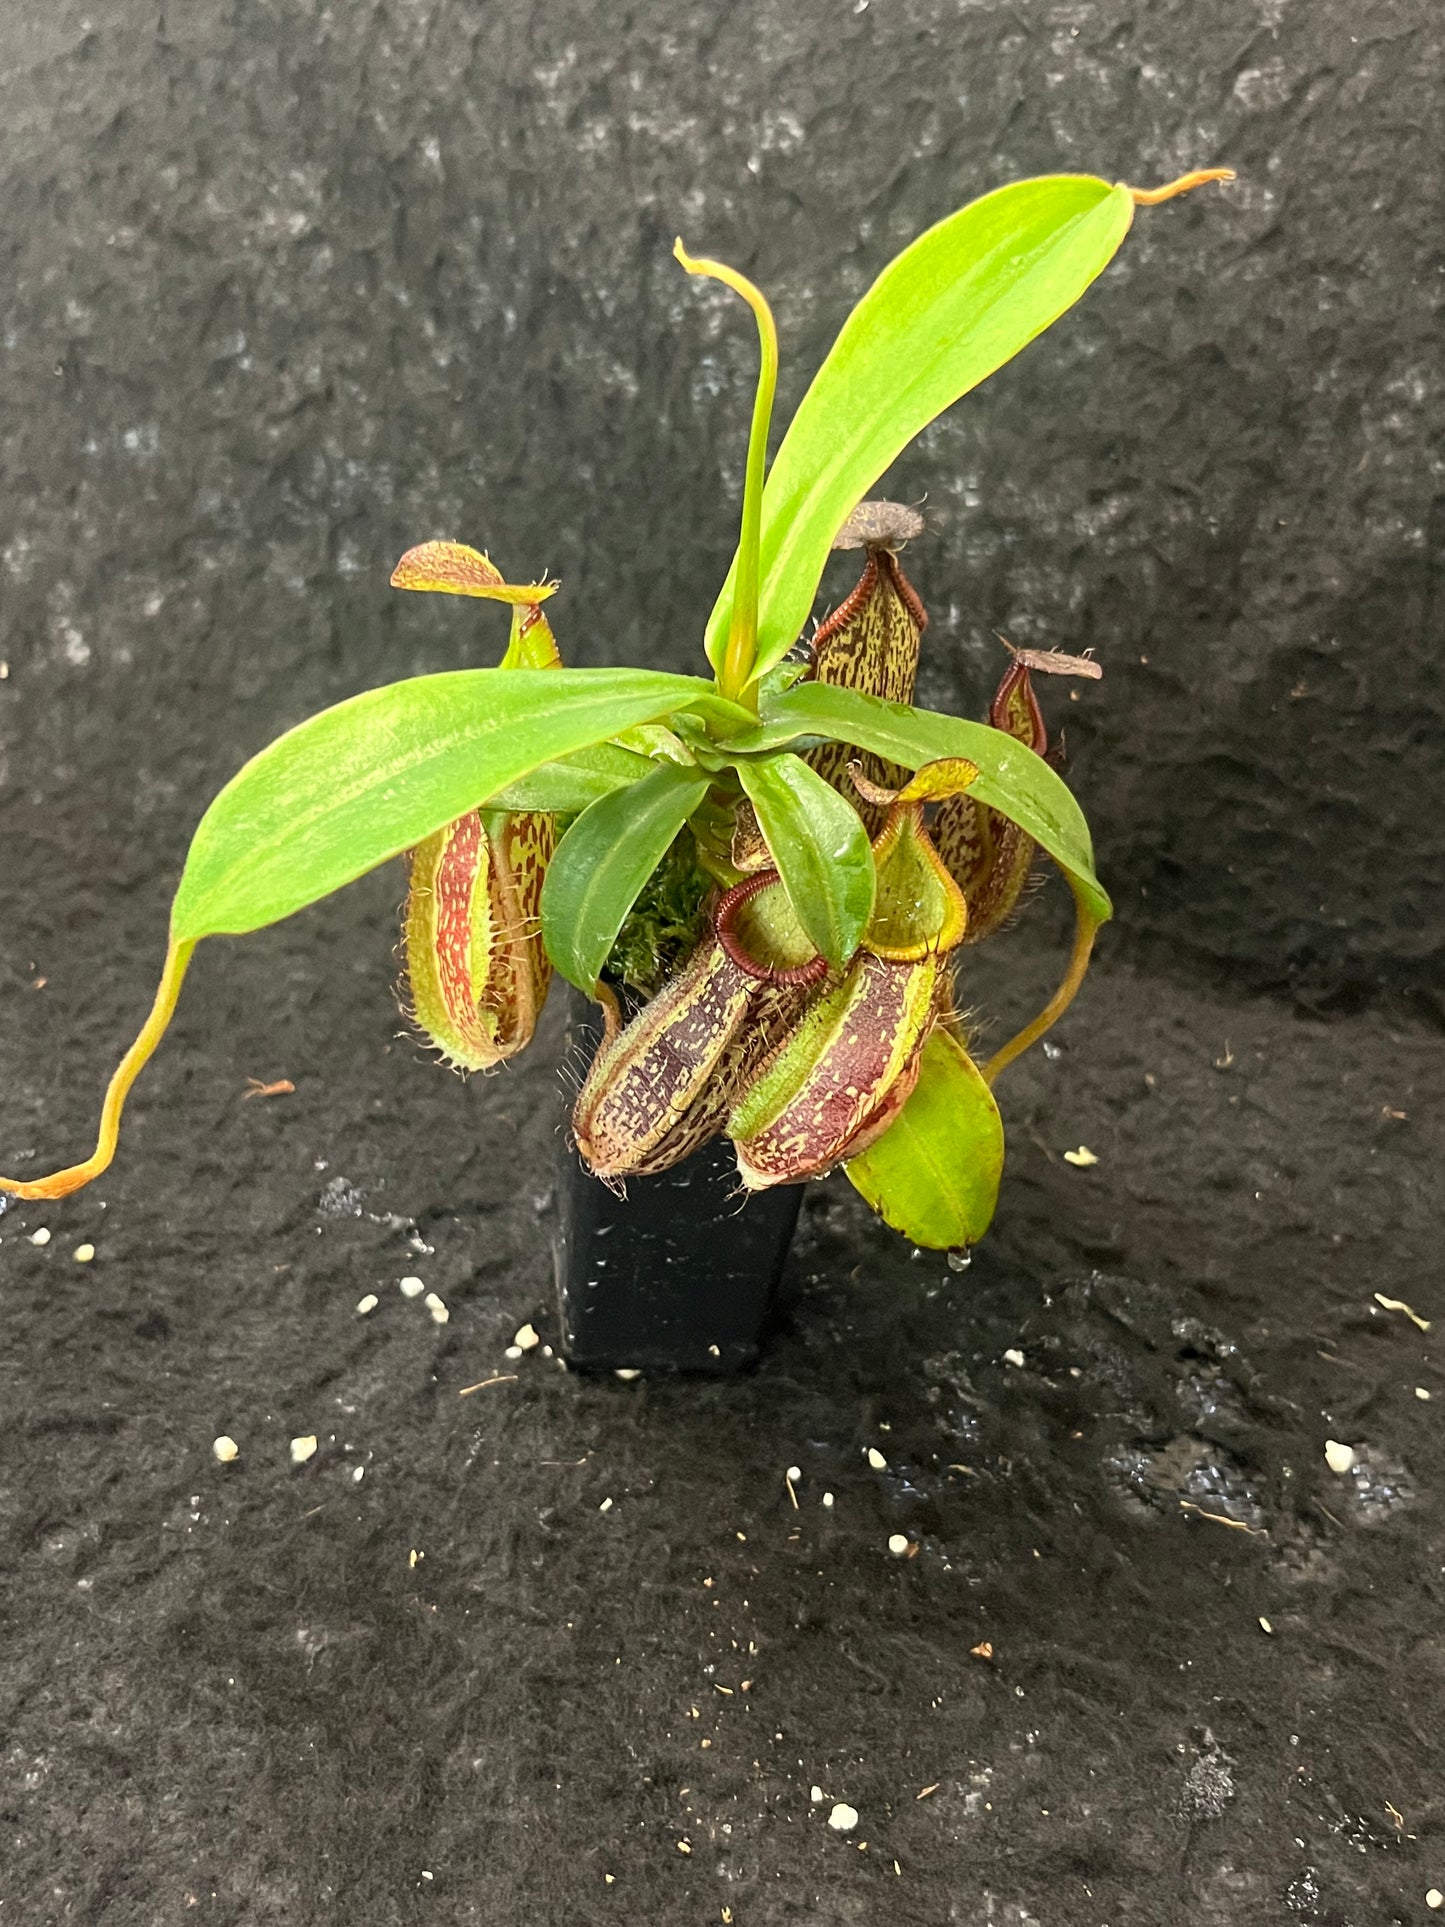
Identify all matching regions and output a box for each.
[603,833,711,997]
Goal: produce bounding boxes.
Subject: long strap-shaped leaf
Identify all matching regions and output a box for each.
[173,668,744,941]
[726,681,1110,926]
[0,667,739,1200]
[705,176,1137,680]
[540,761,714,992]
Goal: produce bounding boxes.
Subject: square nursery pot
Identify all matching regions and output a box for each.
[552,993,803,1374]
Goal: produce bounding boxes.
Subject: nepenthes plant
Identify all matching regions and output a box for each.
[1,168,1231,1251]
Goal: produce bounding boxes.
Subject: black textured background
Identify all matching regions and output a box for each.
[2,4,1444,1925]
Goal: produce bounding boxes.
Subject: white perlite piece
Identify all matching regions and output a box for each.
[822,1492,835,1508]
[1427,1891,1443,1911]
[786,1465,802,1483]
[73,1243,96,1263]
[866,1448,888,1471]
[1324,1439,1356,1475]
[599,1497,614,1513]
[212,1436,239,1464]
[504,1345,523,1360]
[513,1322,540,1350]
[828,1803,859,1833]
[424,1292,449,1325]
[356,1293,379,1316]
[399,1275,425,1299]
[810,1785,826,1804]
[1259,1616,1273,1634]
[290,1435,318,1466]
[1003,1348,1026,1368]
[29,1227,51,1246]
[614,1368,641,1381]
[888,1534,910,1557]
[1416,1387,1432,1401]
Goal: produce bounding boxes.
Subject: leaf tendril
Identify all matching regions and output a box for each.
[1125,167,1235,206]
[673,239,779,710]
[0,937,196,1199]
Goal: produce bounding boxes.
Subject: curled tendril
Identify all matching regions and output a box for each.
[1124,167,1235,206]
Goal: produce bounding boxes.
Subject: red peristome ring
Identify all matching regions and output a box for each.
[714,871,830,987]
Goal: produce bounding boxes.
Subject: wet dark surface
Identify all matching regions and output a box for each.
[3,903,1443,1925]
[1,2,1443,1923]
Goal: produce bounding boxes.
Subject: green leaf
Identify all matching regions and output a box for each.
[729,681,1111,926]
[757,659,810,702]
[706,175,1135,680]
[611,722,694,760]
[734,753,874,969]
[487,739,657,812]
[845,1028,1004,1249]
[171,668,732,941]
[540,761,714,992]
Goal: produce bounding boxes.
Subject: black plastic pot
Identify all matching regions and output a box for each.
[552,994,803,1374]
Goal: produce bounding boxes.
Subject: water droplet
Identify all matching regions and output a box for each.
[946,1247,971,1273]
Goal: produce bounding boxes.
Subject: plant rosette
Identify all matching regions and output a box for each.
[1,168,1233,1255]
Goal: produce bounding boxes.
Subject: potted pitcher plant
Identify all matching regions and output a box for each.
[0,168,1231,1367]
